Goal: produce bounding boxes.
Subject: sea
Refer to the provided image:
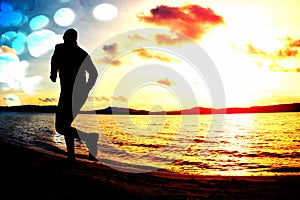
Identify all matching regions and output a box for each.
[0,111,300,176]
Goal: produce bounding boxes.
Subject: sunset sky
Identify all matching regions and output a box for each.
[0,0,300,111]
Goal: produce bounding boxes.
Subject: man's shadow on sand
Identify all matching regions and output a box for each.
[77,130,99,161]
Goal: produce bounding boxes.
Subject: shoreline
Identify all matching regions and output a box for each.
[1,141,300,199]
[1,103,300,115]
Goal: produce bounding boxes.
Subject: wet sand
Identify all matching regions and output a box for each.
[1,141,300,200]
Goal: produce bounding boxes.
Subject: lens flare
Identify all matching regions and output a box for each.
[54,8,75,26]
[93,3,118,21]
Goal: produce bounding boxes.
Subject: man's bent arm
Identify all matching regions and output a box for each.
[85,56,98,90]
[50,45,60,82]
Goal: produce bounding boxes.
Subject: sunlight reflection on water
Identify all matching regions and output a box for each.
[73,112,300,175]
[0,112,300,175]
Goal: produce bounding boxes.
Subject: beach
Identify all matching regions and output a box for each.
[1,140,300,200]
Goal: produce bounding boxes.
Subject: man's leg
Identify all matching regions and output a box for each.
[64,134,75,161]
[55,108,79,160]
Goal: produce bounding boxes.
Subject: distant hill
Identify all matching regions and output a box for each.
[0,103,299,115]
[173,103,300,115]
[0,105,57,113]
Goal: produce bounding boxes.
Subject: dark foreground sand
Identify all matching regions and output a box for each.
[1,141,300,200]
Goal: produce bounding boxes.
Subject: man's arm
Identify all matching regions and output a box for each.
[85,56,98,90]
[50,45,60,82]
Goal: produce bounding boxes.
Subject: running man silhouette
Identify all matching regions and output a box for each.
[50,28,98,161]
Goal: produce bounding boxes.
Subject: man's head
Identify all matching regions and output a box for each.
[63,28,78,43]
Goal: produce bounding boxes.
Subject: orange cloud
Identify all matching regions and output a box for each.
[112,96,128,102]
[133,48,171,62]
[246,43,267,57]
[95,96,128,102]
[95,96,110,102]
[99,56,122,66]
[0,45,17,54]
[157,78,175,86]
[246,37,300,58]
[155,33,188,45]
[286,37,300,48]
[38,97,57,103]
[137,4,224,40]
[128,34,147,42]
[243,37,300,72]
[277,48,298,58]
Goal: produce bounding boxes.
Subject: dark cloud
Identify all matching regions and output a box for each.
[4,97,15,101]
[133,48,171,62]
[103,43,118,55]
[137,4,224,41]
[96,43,122,66]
